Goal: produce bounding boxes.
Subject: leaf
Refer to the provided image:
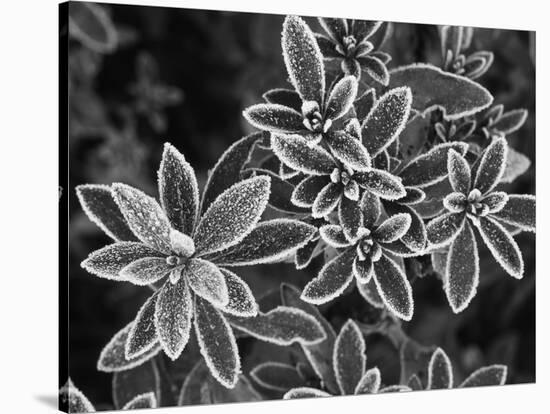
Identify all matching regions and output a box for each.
[353,257,373,284]
[407,374,423,391]
[113,360,160,409]
[477,216,524,279]
[354,20,382,41]
[359,55,390,85]
[384,202,427,252]
[208,375,262,403]
[355,169,406,200]
[354,89,376,122]
[373,254,414,321]
[339,196,364,241]
[76,184,137,241]
[492,194,535,232]
[334,320,366,395]
[318,17,347,42]
[120,257,171,286]
[301,249,355,304]
[361,87,412,156]
[154,278,193,360]
[357,279,385,308]
[474,137,508,195]
[283,387,331,399]
[81,242,162,281]
[251,362,304,392]
[122,392,157,409]
[426,212,465,248]
[126,291,160,359]
[445,221,479,313]
[295,239,320,270]
[68,2,117,53]
[483,192,508,213]
[201,132,263,213]
[399,187,426,205]
[374,213,411,243]
[316,34,341,59]
[491,109,528,134]
[158,143,199,235]
[427,348,453,389]
[320,225,351,248]
[194,176,271,256]
[399,142,468,188]
[329,132,371,171]
[98,323,161,373]
[447,149,471,194]
[282,15,325,103]
[354,367,381,394]
[459,365,507,387]
[312,182,342,218]
[388,63,493,120]
[361,191,381,228]
[250,169,307,214]
[184,259,229,307]
[212,219,317,266]
[111,183,172,254]
[178,360,211,405]
[500,147,531,184]
[243,104,304,133]
[227,306,326,346]
[263,88,302,112]
[292,175,331,207]
[271,134,336,175]
[218,268,258,317]
[59,379,96,413]
[325,76,358,121]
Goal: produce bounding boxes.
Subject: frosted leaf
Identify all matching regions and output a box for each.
[250,362,304,392]
[329,132,371,171]
[284,387,331,399]
[158,143,199,235]
[59,379,95,413]
[427,348,453,389]
[447,149,471,194]
[68,2,117,53]
[345,182,360,202]
[372,254,414,321]
[354,367,381,394]
[154,278,192,360]
[325,76,358,121]
[312,183,342,218]
[213,219,316,266]
[243,104,303,133]
[302,249,355,304]
[184,259,229,307]
[354,89,376,123]
[251,168,308,214]
[262,88,302,111]
[477,216,524,279]
[280,162,300,179]
[378,385,411,393]
[459,365,507,387]
[492,194,535,232]
[295,238,320,270]
[407,374,423,391]
[353,257,373,284]
[492,109,528,134]
[217,268,258,317]
[361,87,412,157]
[316,34,341,58]
[361,191,381,229]
[500,147,531,184]
[355,169,406,200]
[483,191,508,213]
[271,134,336,175]
[120,257,170,286]
[388,63,493,120]
[282,16,325,104]
[357,279,384,308]
[111,183,172,254]
[318,17,347,42]
[443,192,467,213]
[113,360,160,409]
[371,51,392,64]
[445,221,479,313]
[320,225,351,248]
[339,196,363,242]
[194,176,270,256]
[333,320,366,395]
[358,55,389,85]
[81,242,162,280]
[201,132,263,213]
[426,212,465,248]
[374,213,411,243]
[354,20,383,41]
[384,203,427,252]
[227,306,326,346]
[400,142,468,188]
[126,291,160,359]
[97,323,160,373]
[194,297,240,388]
[474,137,508,195]
[169,229,195,256]
[342,58,361,78]
[292,175,331,207]
[76,184,137,241]
[399,187,426,205]
[122,392,157,410]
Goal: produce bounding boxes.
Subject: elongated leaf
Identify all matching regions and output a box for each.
[218,268,258,317]
[492,194,535,232]
[113,360,160,409]
[59,379,96,413]
[227,306,326,346]
[373,254,414,321]
[360,55,389,85]
[320,225,351,248]
[355,367,381,394]
[459,365,507,387]
[334,320,366,395]
[325,76,358,121]
[126,291,160,359]
[384,202,427,252]
[81,242,162,280]
[374,213,411,243]
[251,362,304,392]
[120,257,171,286]
[357,279,385,308]
[158,143,199,235]
[361,191,381,228]
[484,192,508,213]
[283,387,331,399]
[122,392,157,409]
[353,257,373,284]
[427,348,453,389]
[302,249,355,304]
[355,169,406,200]
[76,184,137,241]
[243,104,304,133]
[292,175,331,207]
[492,109,528,134]
[295,239,320,270]
[272,134,336,175]
[250,168,308,214]
[427,212,465,248]
[500,147,531,184]
[388,63,493,120]
[339,195,363,242]
[263,88,302,111]
[194,297,240,388]
[185,259,229,307]
[474,137,507,195]
[361,87,412,156]
[112,183,172,254]
[282,15,325,103]
[194,176,270,256]
[213,219,316,266]
[447,149,471,194]
[318,17,347,42]
[312,182,342,218]
[329,132,371,171]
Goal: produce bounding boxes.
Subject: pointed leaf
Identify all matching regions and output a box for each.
[312,183,342,218]
[120,257,171,286]
[407,374,423,391]
[354,20,382,41]
[112,361,160,409]
[329,132,371,171]
[492,109,528,134]
[374,213,411,243]
[483,192,508,213]
[122,392,157,410]
[399,187,426,205]
[263,88,302,112]
[427,348,453,389]
[354,367,381,394]
[355,169,406,200]
[334,320,366,395]
[316,34,341,58]
[243,104,303,133]
[272,134,336,175]
[359,55,389,85]
[295,239,319,270]
[447,149,471,194]
[325,76,358,121]
[251,362,304,392]
[185,259,229,307]
[427,212,465,248]
[373,254,414,321]
[460,365,507,387]
[384,202,427,252]
[353,257,373,284]
[218,268,258,317]
[126,292,160,359]
[250,169,308,214]
[292,175,331,207]
[59,379,96,413]
[357,279,384,308]
[500,148,531,184]
[492,194,535,232]
[318,17,347,42]
[474,137,508,195]
[320,224,351,248]
[284,387,331,399]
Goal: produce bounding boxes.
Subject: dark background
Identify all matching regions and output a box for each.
[65,1,536,406]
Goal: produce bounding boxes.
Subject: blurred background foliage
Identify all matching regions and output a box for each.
[66,2,535,406]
